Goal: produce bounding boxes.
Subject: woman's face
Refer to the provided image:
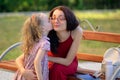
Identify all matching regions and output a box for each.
[51,9,67,32]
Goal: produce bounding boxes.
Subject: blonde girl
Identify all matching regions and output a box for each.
[14,13,52,80]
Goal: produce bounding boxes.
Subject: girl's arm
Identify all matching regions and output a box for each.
[34,48,46,80]
[49,27,83,66]
[34,37,50,80]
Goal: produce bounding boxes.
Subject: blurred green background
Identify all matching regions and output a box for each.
[0,0,120,60]
[0,0,120,12]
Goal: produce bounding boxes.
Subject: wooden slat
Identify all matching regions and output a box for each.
[0,53,103,71]
[83,31,120,43]
[0,60,17,71]
[77,53,103,62]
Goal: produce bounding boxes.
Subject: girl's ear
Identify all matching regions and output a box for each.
[41,26,46,32]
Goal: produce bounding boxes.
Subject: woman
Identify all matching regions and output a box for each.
[47,6,83,80]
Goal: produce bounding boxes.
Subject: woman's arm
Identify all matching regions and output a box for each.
[77,66,96,75]
[16,54,37,80]
[49,27,83,66]
[34,48,46,80]
[16,54,25,73]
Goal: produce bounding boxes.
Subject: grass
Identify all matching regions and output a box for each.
[75,10,120,55]
[75,10,120,33]
[0,10,120,60]
[0,15,28,60]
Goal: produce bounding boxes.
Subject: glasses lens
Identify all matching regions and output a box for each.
[50,17,65,22]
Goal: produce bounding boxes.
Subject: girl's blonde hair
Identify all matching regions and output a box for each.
[21,13,44,56]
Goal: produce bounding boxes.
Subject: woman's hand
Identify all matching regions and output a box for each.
[22,69,37,80]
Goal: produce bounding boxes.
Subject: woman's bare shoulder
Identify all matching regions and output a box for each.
[75,26,83,33]
[71,26,83,39]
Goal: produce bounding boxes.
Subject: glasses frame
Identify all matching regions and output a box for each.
[50,16,66,22]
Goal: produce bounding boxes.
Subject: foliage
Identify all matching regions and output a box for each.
[0,0,120,12]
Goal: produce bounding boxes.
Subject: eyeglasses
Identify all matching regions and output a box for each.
[50,16,66,22]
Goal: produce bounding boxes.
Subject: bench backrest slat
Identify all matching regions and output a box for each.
[83,31,120,43]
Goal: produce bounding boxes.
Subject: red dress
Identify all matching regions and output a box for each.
[48,35,78,80]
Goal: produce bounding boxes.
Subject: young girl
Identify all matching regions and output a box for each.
[14,13,52,80]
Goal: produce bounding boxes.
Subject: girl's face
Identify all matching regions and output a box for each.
[51,9,67,32]
[41,14,52,32]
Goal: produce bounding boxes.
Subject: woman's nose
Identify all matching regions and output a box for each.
[54,18,59,24]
